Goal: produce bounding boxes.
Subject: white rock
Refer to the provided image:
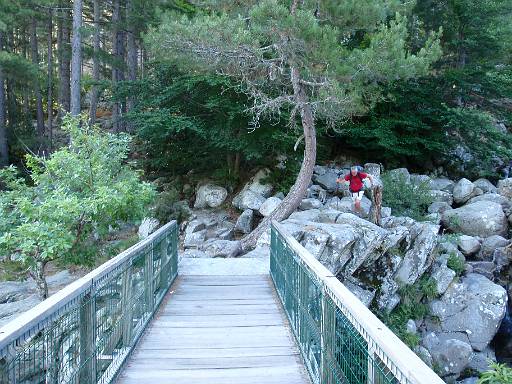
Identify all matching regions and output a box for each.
[259,196,282,217]
[138,217,159,239]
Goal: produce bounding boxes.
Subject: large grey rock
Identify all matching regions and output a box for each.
[364,163,381,176]
[430,190,454,205]
[442,201,508,238]
[431,178,455,193]
[393,222,440,285]
[428,201,452,214]
[343,280,375,307]
[299,198,323,210]
[138,217,159,239]
[473,178,497,194]
[306,185,327,203]
[431,263,456,295]
[0,295,41,327]
[325,196,371,217]
[194,184,228,208]
[182,249,211,258]
[410,174,432,187]
[184,219,207,248]
[422,332,472,377]
[234,209,253,234]
[467,261,496,280]
[247,169,273,197]
[259,196,282,217]
[381,207,392,218]
[456,378,479,384]
[457,235,481,256]
[388,168,411,183]
[429,273,508,351]
[453,178,476,204]
[0,281,34,304]
[232,189,267,211]
[414,346,433,368]
[201,240,241,258]
[312,168,340,192]
[478,235,510,261]
[467,193,511,209]
[467,347,496,374]
[497,178,512,199]
[288,209,322,223]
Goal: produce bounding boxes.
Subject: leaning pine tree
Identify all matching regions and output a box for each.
[146,0,442,251]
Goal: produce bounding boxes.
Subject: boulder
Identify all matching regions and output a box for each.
[388,168,411,183]
[259,196,282,217]
[182,249,210,258]
[194,184,228,208]
[299,198,323,210]
[473,178,497,194]
[0,295,41,327]
[466,261,496,280]
[184,219,207,248]
[342,280,375,307]
[363,163,381,176]
[288,209,322,223]
[428,201,452,214]
[306,185,327,202]
[431,263,456,295]
[413,346,433,368]
[201,240,241,258]
[422,332,472,377]
[381,207,392,218]
[478,235,510,261]
[410,174,432,187]
[442,201,508,238]
[467,347,496,374]
[312,168,340,192]
[0,281,34,304]
[232,189,267,211]
[234,209,253,234]
[429,273,508,351]
[406,319,417,334]
[453,178,476,204]
[431,178,455,193]
[497,178,512,199]
[430,190,454,205]
[457,235,481,256]
[467,193,511,209]
[138,217,159,239]
[247,169,273,197]
[393,222,440,285]
[325,196,371,217]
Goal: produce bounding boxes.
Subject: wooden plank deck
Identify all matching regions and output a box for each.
[116,274,311,384]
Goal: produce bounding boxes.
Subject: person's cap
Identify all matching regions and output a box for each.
[350,166,358,171]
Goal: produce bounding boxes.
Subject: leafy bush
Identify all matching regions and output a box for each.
[478,362,512,384]
[381,172,433,220]
[0,115,155,298]
[447,252,465,276]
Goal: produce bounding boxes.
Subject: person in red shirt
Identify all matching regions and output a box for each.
[336,166,374,212]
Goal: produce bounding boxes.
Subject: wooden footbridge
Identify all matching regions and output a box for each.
[0,220,444,384]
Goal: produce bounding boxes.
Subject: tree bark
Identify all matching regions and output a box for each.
[6,31,17,128]
[70,0,82,116]
[369,185,382,226]
[47,9,54,150]
[30,260,48,300]
[0,31,8,166]
[126,0,137,132]
[111,0,121,132]
[30,17,45,140]
[240,66,316,252]
[57,2,71,117]
[89,0,101,124]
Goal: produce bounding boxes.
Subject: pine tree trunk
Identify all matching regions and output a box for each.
[6,31,17,128]
[70,0,82,116]
[0,31,8,167]
[47,9,53,150]
[111,0,121,132]
[240,67,316,252]
[57,2,71,118]
[30,18,45,140]
[126,0,137,132]
[89,0,101,124]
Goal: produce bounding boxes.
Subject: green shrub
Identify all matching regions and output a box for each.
[478,362,512,384]
[381,172,433,220]
[447,252,465,276]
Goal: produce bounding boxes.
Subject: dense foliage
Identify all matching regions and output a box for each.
[0,116,155,298]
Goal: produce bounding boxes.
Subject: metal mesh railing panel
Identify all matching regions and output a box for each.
[0,221,178,384]
[270,223,417,384]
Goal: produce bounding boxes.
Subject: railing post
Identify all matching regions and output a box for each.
[121,265,134,347]
[160,234,169,291]
[79,291,97,384]
[144,245,155,312]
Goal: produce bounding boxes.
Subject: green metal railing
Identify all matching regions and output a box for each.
[270,221,444,384]
[0,221,178,384]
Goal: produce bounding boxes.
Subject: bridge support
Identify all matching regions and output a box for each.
[79,292,97,384]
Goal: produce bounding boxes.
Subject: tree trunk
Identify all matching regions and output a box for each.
[30,18,45,140]
[6,31,17,128]
[126,0,137,132]
[70,0,82,116]
[30,260,48,300]
[0,32,8,166]
[89,0,101,124]
[47,9,54,151]
[111,0,121,132]
[240,67,316,252]
[369,185,382,226]
[57,2,71,117]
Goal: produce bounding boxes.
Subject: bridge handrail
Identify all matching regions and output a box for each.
[270,220,444,384]
[0,220,179,384]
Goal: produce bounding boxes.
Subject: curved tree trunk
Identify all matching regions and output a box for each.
[240,67,316,252]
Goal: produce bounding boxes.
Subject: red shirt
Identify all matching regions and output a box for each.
[344,172,367,192]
